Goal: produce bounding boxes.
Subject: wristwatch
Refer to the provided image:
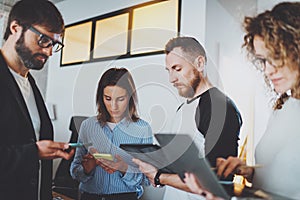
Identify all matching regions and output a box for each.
[154,169,165,187]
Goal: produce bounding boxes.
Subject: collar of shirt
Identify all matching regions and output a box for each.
[93,117,131,128]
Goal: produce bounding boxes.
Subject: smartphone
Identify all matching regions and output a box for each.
[69,143,84,148]
[92,153,114,161]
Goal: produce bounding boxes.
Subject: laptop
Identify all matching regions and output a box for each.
[155,133,230,199]
[154,133,293,200]
[121,134,229,198]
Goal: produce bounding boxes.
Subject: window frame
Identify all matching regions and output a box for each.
[60,0,181,67]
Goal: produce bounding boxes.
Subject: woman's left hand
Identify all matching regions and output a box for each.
[81,153,97,174]
[96,155,128,174]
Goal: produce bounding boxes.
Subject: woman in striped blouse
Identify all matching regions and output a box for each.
[70,67,153,200]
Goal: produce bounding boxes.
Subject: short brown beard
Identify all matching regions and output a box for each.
[179,68,201,98]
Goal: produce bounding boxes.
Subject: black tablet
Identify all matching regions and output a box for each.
[120,144,175,173]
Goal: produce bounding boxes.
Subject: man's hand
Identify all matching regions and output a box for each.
[36,140,74,160]
[216,157,254,181]
[132,158,157,186]
[133,158,193,191]
[184,172,205,195]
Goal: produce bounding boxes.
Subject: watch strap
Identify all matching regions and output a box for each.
[154,169,165,187]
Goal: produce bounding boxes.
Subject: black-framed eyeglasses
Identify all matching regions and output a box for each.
[29,26,64,53]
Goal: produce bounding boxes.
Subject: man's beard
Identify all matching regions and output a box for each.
[178,68,201,98]
[15,31,48,70]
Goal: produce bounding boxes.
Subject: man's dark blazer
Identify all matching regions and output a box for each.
[0,51,53,200]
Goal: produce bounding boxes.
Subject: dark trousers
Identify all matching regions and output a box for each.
[81,192,137,200]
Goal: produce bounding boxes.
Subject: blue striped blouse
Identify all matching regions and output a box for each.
[70,116,153,198]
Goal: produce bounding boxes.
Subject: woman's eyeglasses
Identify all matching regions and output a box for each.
[251,57,277,72]
[29,26,64,53]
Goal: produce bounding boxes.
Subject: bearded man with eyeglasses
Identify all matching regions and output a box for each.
[0,1,74,200]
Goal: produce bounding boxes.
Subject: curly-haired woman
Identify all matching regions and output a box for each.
[185,2,300,199]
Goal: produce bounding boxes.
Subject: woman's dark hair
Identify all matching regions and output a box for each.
[96,68,139,125]
[4,0,64,40]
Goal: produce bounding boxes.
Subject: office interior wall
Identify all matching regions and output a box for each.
[205,0,261,164]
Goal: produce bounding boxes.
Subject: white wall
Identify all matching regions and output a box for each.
[205,0,259,164]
